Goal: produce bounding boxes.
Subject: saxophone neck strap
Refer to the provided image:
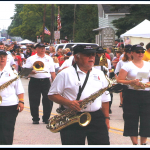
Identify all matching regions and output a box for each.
[73,63,90,100]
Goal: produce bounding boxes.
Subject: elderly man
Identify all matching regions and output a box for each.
[106,47,114,61]
[22,43,56,124]
[48,44,110,145]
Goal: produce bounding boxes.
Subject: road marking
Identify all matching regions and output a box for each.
[23,105,150,142]
[24,106,56,116]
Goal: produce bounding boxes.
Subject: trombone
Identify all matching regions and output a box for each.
[33,61,48,73]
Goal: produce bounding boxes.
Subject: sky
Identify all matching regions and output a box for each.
[0,1,150,31]
[0,2,16,30]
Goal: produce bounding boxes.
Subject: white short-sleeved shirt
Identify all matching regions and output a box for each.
[0,66,25,106]
[22,54,55,78]
[94,59,111,76]
[48,65,111,112]
[6,54,16,67]
[121,61,150,91]
[59,55,74,70]
[115,60,130,74]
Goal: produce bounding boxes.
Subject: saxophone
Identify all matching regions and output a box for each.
[0,76,19,104]
[46,75,116,133]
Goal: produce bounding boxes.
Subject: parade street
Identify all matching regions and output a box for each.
[9,78,150,147]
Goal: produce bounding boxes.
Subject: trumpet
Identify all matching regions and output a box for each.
[33,61,48,73]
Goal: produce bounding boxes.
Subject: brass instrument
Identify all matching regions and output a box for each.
[46,75,116,133]
[33,61,48,73]
[0,76,19,104]
[99,54,108,68]
[94,54,108,68]
[130,82,150,90]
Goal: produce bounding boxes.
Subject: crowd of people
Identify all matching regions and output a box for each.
[0,40,150,145]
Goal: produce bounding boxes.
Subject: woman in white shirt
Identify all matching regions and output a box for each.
[0,50,24,145]
[115,44,132,107]
[117,44,150,145]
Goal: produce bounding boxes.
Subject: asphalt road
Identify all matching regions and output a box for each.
[2,77,150,148]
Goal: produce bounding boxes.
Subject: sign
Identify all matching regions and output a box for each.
[100,27,115,47]
[54,31,60,39]
[37,39,41,43]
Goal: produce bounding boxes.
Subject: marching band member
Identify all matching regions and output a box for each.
[48,44,110,145]
[117,44,150,145]
[0,50,24,145]
[22,43,56,124]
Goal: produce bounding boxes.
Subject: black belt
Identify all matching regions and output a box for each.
[30,77,49,81]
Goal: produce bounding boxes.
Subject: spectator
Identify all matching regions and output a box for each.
[106,47,114,61]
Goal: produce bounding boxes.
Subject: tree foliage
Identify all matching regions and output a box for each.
[111,4,150,37]
[59,4,74,41]
[8,4,56,42]
[8,4,98,43]
[74,4,98,43]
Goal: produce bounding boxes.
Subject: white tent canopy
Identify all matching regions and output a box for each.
[18,39,35,45]
[120,19,150,38]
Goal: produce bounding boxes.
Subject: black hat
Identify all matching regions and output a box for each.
[73,44,97,55]
[96,46,105,53]
[0,50,8,55]
[124,44,132,52]
[131,44,145,51]
[34,43,47,49]
[66,52,72,56]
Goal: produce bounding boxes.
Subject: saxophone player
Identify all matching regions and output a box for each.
[48,44,111,145]
[0,50,25,145]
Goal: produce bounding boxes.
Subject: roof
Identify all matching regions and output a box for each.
[120,19,150,38]
[102,4,130,14]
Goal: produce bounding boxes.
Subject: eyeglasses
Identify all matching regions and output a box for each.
[135,50,145,54]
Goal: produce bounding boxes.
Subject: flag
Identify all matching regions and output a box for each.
[124,37,131,45]
[44,27,51,35]
[57,13,62,30]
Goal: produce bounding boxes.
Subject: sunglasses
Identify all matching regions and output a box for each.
[82,52,96,57]
[135,50,145,54]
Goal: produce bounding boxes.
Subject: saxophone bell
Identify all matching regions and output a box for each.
[78,112,91,127]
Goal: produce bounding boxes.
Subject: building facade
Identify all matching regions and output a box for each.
[94,4,129,46]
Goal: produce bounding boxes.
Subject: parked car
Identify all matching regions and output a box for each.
[47,43,99,52]
[54,43,65,52]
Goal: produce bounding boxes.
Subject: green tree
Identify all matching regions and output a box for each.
[74,4,98,43]
[59,4,74,41]
[111,4,150,37]
[9,4,56,42]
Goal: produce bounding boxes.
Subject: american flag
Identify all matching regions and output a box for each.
[124,37,130,45]
[57,13,62,30]
[44,27,51,35]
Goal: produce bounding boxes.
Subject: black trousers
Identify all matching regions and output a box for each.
[0,105,18,145]
[28,77,53,121]
[123,89,150,137]
[60,109,110,145]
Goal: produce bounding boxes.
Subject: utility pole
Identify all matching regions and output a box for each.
[51,4,54,45]
[73,4,76,42]
[57,6,60,44]
[42,4,46,43]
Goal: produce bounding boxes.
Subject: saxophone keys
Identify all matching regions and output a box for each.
[0,96,2,105]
